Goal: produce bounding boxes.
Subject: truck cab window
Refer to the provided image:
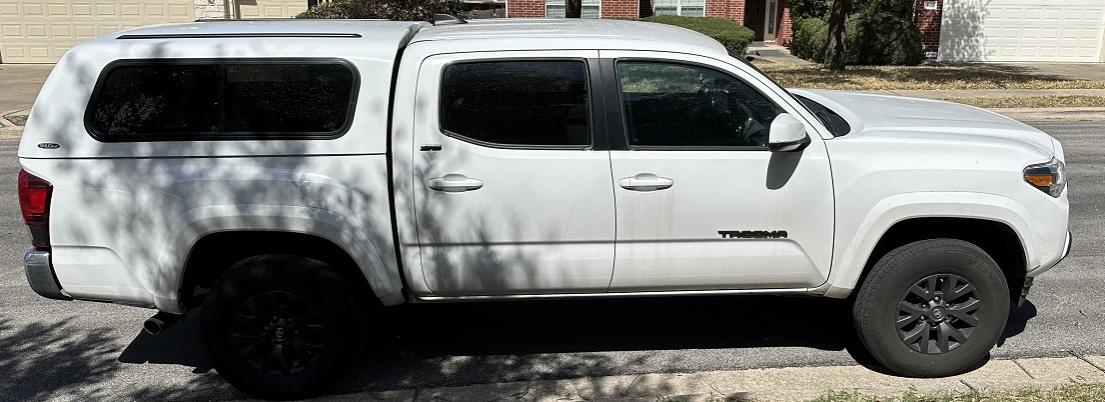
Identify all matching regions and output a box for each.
[616,61,781,148]
[440,60,590,147]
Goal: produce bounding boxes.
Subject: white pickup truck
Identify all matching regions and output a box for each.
[18,18,1070,399]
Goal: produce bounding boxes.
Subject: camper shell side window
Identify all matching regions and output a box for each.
[85,58,359,142]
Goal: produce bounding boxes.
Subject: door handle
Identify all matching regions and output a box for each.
[619,173,673,192]
[426,174,484,193]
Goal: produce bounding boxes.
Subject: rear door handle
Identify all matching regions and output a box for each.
[426,174,484,193]
[619,173,673,192]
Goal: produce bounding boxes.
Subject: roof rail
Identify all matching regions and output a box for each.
[431,14,467,26]
[117,33,362,39]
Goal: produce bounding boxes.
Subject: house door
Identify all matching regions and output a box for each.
[764,0,778,42]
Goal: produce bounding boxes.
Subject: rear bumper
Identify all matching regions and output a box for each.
[24,248,71,301]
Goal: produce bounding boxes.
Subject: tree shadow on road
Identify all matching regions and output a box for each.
[115,294,987,397]
[0,317,118,401]
[0,294,1041,400]
[0,315,232,401]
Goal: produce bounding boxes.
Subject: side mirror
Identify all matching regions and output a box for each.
[768,113,810,152]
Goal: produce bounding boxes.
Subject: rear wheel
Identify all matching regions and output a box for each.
[202,254,362,400]
[853,239,1010,377]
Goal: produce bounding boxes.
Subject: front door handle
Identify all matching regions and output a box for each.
[619,173,673,192]
[426,174,484,193]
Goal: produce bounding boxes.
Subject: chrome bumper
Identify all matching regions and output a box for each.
[24,248,71,301]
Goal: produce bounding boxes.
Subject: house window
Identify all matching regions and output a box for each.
[545,0,601,18]
[654,0,705,17]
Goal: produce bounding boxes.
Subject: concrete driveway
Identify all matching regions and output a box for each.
[0,64,52,115]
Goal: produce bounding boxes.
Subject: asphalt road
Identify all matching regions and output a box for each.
[0,121,1102,401]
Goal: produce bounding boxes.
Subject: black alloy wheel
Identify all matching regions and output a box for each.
[896,273,981,354]
[231,291,327,376]
[202,254,365,400]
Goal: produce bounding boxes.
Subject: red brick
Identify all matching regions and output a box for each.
[914,0,943,53]
[602,0,638,18]
[507,0,546,17]
[776,0,792,45]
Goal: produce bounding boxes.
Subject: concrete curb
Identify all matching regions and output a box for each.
[0,108,30,129]
[290,355,1105,402]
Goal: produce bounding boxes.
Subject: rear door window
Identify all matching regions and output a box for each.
[439,60,591,148]
[86,59,357,141]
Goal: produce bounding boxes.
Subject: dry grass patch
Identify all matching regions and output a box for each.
[941,96,1105,109]
[759,64,1105,91]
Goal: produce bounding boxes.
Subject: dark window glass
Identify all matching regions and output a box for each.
[794,94,851,137]
[617,62,782,148]
[88,64,219,137]
[223,64,354,134]
[440,61,590,147]
[87,60,356,140]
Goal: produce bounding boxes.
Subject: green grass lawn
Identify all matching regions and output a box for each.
[810,383,1105,402]
[759,64,1105,91]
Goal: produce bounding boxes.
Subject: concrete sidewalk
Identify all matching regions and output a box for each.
[306,355,1105,402]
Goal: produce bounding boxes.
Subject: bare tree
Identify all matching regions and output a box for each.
[823,0,851,70]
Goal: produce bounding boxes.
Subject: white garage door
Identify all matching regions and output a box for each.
[939,0,1105,62]
[235,0,306,18]
[0,0,194,63]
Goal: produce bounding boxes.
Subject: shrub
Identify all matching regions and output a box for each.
[789,12,923,65]
[790,17,828,61]
[297,0,464,20]
[640,16,755,56]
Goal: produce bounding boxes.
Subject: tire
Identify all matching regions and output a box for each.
[853,239,1010,377]
[202,254,363,400]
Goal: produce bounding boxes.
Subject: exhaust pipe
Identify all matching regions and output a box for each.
[143,312,181,335]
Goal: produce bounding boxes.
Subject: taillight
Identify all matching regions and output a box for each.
[18,169,52,248]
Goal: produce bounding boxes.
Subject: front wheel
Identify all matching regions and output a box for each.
[853,239,1010,377]
[201,254,363,400]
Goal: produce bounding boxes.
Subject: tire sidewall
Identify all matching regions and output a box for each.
[202,254,361,400]
[856,240,1010,377]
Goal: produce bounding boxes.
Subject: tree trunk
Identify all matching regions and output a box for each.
[566,0,582,18]
[823,0,850,70]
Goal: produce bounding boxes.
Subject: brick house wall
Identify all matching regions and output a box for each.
[914,0,943,54]
[508,0,546,17]
[706,0,744,21]
[603,0,638,18]
[775,0,792,45]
